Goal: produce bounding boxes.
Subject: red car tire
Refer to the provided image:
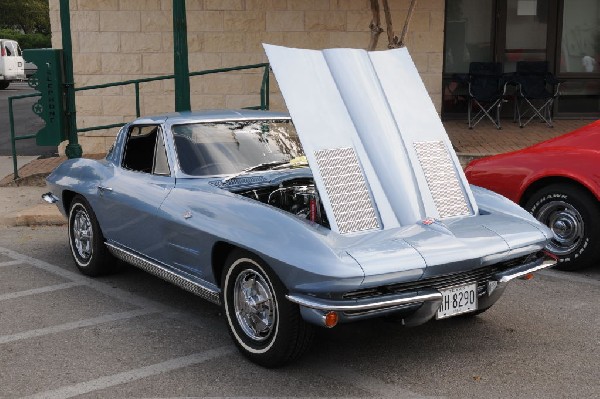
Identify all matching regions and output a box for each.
[525,183,600,271]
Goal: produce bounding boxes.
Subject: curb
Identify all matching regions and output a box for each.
[0,174,48,187]
[8,204,66,227]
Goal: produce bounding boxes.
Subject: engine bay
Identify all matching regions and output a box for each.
[234,179,330,229]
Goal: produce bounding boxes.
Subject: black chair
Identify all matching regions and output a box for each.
[460,62,507,129]
[514,61,562,128]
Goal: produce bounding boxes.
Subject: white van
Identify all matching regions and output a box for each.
[0,39,26,89]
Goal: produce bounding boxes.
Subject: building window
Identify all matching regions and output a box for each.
[444,0,494,74]
[559,0,600,73]
[503,0,550,71]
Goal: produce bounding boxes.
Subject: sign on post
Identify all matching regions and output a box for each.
[23,49,67,146]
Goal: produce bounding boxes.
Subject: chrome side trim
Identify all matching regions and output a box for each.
[494,257,557,283]
[42,192,59,204]
[286,291,441,312]
[105,243,221,305]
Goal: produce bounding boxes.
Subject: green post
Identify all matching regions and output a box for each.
[60,0,82,158]
[9,98,18,179]
[173,0,191,112]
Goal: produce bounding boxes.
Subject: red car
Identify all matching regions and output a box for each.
[465,120,600,271]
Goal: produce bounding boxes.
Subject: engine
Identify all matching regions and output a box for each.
[236,180,329,228]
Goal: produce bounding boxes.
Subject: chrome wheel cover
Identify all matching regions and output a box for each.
[233,269,276,341]
[536,200,584,256]
[72,207,93,262]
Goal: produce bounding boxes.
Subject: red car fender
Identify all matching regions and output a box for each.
[466,149,600,205]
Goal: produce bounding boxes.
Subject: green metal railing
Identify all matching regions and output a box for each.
[7,63,270,180]
[74,63,270,133]
[8,92,41,180]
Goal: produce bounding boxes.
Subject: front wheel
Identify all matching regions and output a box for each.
[525,183,600,271]
[221,249,313,367]
[68,195,114,276]
[0,81,9,90]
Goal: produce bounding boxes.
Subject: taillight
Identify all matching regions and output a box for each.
[1,47,5,57]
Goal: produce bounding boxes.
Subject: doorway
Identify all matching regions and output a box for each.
[496,0,555,72]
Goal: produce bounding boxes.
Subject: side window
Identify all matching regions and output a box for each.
[153,131,170,176]
[122,125,170,176]
[6,41,17,56]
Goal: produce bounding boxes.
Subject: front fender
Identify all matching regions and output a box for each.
[160,184,365,296]
[46,158,113,216]
[471,184,553,241]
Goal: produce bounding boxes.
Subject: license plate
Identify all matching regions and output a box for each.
[436,283,478,319]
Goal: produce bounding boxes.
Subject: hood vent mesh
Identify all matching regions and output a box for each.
[414,141,471,219]
[315,147,379,234]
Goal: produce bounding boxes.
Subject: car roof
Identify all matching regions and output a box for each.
[131,109,290,125]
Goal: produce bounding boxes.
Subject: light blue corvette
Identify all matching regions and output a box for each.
[44,46,556,367]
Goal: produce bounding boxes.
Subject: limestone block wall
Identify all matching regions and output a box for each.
[49,0,445,154]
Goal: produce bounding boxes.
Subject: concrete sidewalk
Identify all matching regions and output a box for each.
[0,118,594,227]
[0,154,103,227]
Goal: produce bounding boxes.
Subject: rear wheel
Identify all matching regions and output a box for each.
[221,249,313,367]
[68,195,114,276]
[0,81,9,90]
[525,183,600,271]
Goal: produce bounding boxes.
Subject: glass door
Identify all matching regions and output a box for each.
[496,0,554,72]
[442,0,599,118]
[442,0,495,116]
[556,0,600,114]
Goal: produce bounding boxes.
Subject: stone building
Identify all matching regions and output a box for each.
[48,0,444,153]
[48,0,600,154]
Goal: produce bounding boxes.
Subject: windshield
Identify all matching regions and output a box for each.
[172,119,304,176]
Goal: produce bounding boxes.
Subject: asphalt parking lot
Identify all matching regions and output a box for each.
[0,225,598,398]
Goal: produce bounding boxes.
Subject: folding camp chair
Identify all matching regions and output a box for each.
[514,61,562,128]
[463,62,507,130]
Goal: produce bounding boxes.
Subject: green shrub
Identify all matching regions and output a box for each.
[0,29,51,49]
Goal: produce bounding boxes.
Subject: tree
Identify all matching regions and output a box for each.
[368,0,418,51]
[0,0,50,35]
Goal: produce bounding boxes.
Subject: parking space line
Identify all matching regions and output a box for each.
[0,247,98,284]
[0,308,155,345]
[0,282,83,302]
[0,260,23,267]
[314,364,444,399]
[0,246,166,311]
[20,346,235,399]
[0,246,225,331]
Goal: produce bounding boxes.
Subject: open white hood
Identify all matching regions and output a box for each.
[264,44,478,235]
